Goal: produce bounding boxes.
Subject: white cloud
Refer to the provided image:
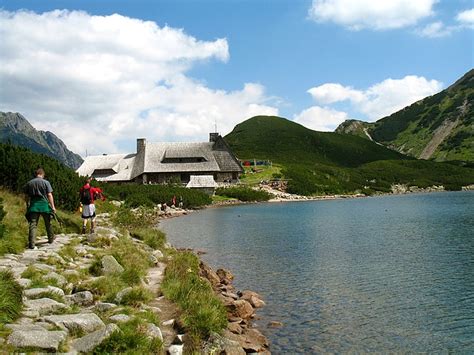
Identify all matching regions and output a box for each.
[456,8,474,27]
[307,75,443,122]
[307,83,364,104]
[293,106,352,131]
[417,21,453,37]
[0,10,277,155]
[308,0,436,30]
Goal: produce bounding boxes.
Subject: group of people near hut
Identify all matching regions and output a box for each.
[24,168,104,249]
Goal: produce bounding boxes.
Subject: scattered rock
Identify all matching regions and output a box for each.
[145,323,163,341]
[102,255,124,274]
[153,250,164,259]
[72,323,119,353]
[228,321,243,334]
[216,268,234,284]
[68,291,94,306]
[24,298,67,315]
[268,321,283,328]
[162,319,175,327]
[227,299,254,320]
[168,344,184,355]
[199,262,220,286]
[7,330,67,351]
[115,287,133,304]
[203,332,245,355]
[94,302,118,312]
[5,324,49,332]
[63,269,80,278]
[32,263,56,272]
[42,313,106,334]
[109,314,131,323]
[239,290,266,308]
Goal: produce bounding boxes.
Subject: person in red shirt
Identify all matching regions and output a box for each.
[79,178,105,234]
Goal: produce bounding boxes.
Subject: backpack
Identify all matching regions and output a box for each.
[81,187,92,205]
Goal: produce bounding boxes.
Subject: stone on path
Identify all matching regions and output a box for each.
[93,302,117,312]
[42,313,105,334]
[24,298,67,315]
[109,314,131,323]
[72,323,119,353]
[102,255,124,274]
[67,291,94,306]
[5,323,49,332]
[24,286,65,299]
[7,330,67,351]
[17,278,32,288]
[44,271,67,287]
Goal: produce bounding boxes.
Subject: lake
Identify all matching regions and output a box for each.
[160,191,474,353]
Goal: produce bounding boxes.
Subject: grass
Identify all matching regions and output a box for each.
[130,227,166,250]
[239,164,283,185]
[161,251,227,344]
[94,317,163,354]
[0,270,23,325]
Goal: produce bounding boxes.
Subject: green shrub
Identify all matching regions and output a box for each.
[0,270,23,324]
[215,187,271,202]
[162,251,227,341]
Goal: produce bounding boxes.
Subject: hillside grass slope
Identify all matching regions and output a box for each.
[225,116,474,195]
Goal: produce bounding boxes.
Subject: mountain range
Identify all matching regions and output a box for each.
[336,69,473,163]
[0,112,83,169]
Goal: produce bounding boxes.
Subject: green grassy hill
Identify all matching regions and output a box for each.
[336,69,474,162]
[225,116,474,195]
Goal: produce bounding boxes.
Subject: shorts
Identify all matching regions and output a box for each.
[81,204,96,219]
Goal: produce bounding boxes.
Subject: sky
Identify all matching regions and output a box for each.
[0,0,473,156]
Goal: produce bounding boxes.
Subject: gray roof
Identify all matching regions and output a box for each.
[76,136,242,182]
[186,175,217,188]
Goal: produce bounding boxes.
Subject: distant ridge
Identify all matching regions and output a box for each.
[336,69,474,163]
[0,112,83,169]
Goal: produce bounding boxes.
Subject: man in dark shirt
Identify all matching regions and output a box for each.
[24,168,56,249]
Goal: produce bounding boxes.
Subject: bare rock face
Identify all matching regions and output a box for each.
[7,330,67,351]
[227,299,254,320]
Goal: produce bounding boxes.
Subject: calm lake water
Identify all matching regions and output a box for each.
[160,191,474,353]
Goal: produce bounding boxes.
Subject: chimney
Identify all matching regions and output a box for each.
[209,133,219,142]
[137,138,146,154]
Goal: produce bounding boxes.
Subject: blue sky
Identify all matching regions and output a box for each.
[0,0,472,155]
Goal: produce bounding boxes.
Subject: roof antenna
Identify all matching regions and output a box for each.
[214,120,218,133]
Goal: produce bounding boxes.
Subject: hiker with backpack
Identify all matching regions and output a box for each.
[79,178,105,234]
[24,167,56,249]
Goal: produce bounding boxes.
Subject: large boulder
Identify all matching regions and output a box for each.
[101,255,124,274]
[42,313,105,334]
[7,330,67,351]
[72,323,119,353]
